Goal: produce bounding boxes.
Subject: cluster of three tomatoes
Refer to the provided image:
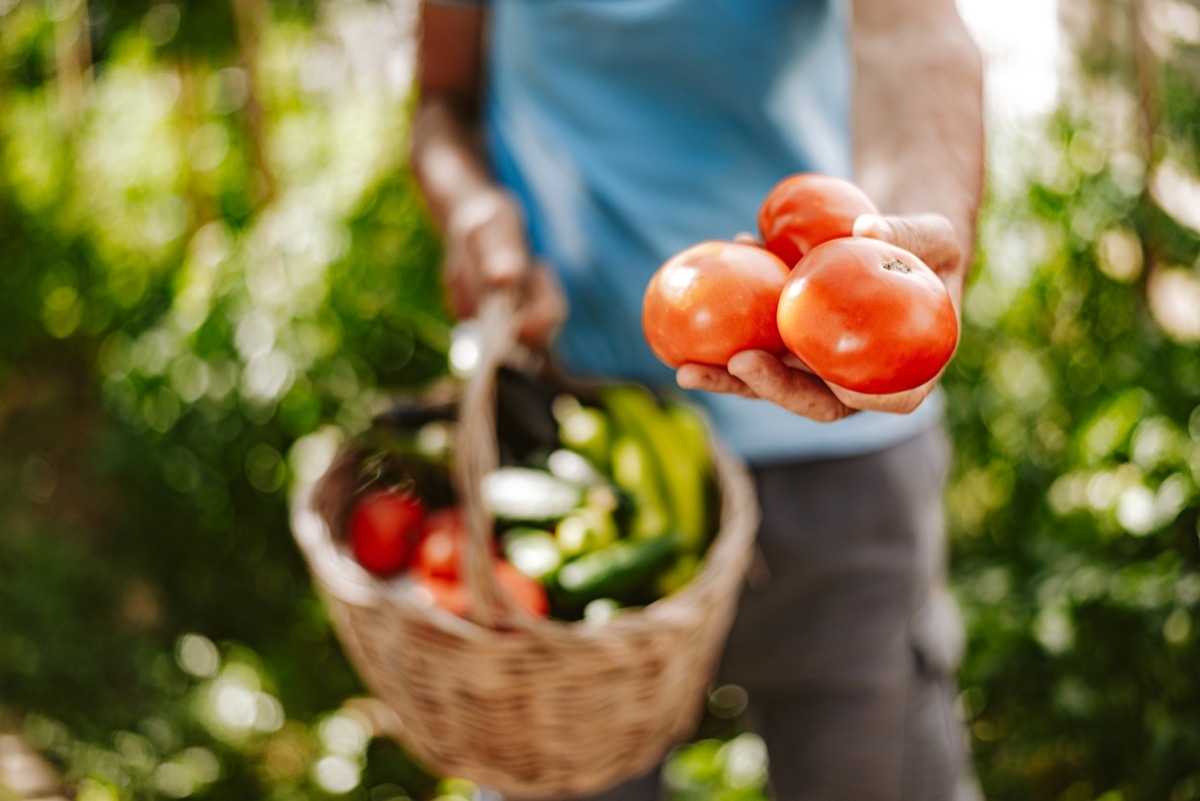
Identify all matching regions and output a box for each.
[641,173,960,397]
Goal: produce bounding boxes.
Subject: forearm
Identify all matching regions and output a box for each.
[851,15,985,290]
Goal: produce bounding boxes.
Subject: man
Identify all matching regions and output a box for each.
[410,1,985,798]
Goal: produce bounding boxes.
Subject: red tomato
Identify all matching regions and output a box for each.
[413,506,466,579]
[642,240,791,369]
[415,559,549,619]
[415,574,469,617]
[493,558,550,618]
[757,173,879,268]
[776,237,959,395]
[347,489,425,576]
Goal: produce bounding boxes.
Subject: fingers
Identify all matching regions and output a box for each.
[676,364,760,399]
[680,352,895,423]
[515,265,568,347]
[826,380,931,416]
[444,189,533,320]
[726,351,856,423]
[444,254,480,320]
[682,351,940,421]
[448,190,529,284]
[852,212,962,276]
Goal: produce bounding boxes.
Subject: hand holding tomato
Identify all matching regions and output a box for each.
[676,211,966,421]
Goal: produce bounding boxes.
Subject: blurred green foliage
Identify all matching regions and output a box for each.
[1,0,446,798]
[939,4,1200,793]
[0,1,1198,800]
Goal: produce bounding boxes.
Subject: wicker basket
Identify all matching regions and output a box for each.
[290,289,760,800]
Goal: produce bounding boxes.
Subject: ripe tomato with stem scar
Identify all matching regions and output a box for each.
[776,237,959,395]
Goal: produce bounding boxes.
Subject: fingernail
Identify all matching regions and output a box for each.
[726,351,759,377]
[852,214,889,239]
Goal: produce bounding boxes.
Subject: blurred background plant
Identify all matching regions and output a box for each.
[0,0,1197,800]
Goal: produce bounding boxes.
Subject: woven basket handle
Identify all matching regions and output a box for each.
[454,286,532,629]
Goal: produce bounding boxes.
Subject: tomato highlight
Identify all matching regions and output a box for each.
[757,173,879,267]
[412,506,467,579]
[776,237,959,395]
[347,489,426,576]
[641,240,791,369]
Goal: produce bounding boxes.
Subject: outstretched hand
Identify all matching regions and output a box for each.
[675,213,965,422]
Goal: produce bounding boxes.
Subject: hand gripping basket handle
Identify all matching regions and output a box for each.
[454,286,532,630]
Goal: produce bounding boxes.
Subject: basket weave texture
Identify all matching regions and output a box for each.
[290,290,760,800]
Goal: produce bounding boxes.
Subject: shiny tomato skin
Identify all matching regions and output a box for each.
[777,237,959,395]
[758,173,879,268]
[494,559,550,618]
[415,574,469,617]
[415,559,549,619]
[348,490,426,576]
[642,240,791,369]
[413,506,466,579]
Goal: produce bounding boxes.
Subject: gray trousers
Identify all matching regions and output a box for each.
[499,426,982,801]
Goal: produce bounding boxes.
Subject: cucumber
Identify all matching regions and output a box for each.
[555,533,678,608]
[583,597,622,624]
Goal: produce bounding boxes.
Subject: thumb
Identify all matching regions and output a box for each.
[852,212,962,275]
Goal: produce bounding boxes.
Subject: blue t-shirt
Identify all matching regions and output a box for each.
[452,0,942,464]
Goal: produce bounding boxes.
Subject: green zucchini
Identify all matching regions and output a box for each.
[555,533,678,608]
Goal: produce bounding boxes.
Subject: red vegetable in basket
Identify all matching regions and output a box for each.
[413,506,467,579]
[494,558,550,617]
[415,574,470,617]
[348,489,426,576]
[416,558,549,619]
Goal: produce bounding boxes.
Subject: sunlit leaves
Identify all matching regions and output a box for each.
[0,3,442,800]
[945,41,1200,798]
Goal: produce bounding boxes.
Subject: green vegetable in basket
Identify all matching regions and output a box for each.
[583,597,622,624]
[482,466,583,523]
[602,385,710,551]
[655,552,702,597]
[555,505,618,558]
[610,436,671,541]
[502,527,564,581]
[664,400,712,475]
[555,532,678,607]
[553,395,611,472]
[546,447,605,486]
